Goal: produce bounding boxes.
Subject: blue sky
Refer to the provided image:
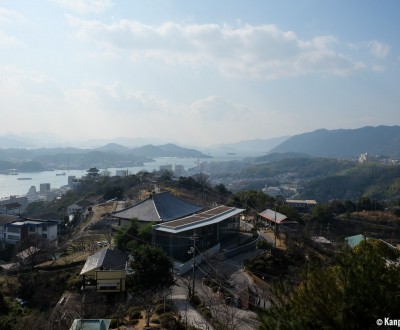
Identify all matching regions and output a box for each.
[1,0,399,146]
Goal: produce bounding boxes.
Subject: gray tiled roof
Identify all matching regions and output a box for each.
[0,214,18,225]
[80,248,128,275]
[31,211,61,221]
[113,192,204,222]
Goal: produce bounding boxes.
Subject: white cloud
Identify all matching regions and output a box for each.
[372,64,385,72]
[52,0,113,14]
[189,96,247,121]
[0,7,25,48]
[0,7,24,24]
[368,40,390,58]
[57,81,257,144]
[67,18,366,79]
[0,31,25,47]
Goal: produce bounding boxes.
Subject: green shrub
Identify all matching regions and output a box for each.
[109,318,118,328]
[190,294,201,307]
[159,313,185,330]
[127,306,142,320]
[257,240,272,249]
[199,306,212,319]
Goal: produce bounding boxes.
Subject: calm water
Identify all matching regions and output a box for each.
[0,157,210,199]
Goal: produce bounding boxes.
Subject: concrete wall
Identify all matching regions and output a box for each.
[174,243,220,276]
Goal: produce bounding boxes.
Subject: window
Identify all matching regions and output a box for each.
[98,284,118,290]
[29,227,35,232]
[42,226,47,232]
[7,227,19,233]
[42,234,47,238]
[7,234,19,240]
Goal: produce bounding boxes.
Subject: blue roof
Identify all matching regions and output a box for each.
[69,319,111,330]
[345,234,366,248]
[113,192,204,222]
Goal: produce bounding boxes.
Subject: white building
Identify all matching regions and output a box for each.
[262,186,282,197]
[68,199,94,216]
[359,153,369,163]
[26,186,40,203]
[1,216,58,245]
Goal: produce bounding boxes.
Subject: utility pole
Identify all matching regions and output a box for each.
[189,231,199,296]
[274,195,285,248]
[274,200,277,248]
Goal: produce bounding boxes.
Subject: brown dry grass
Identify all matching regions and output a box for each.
[352,211,400,223]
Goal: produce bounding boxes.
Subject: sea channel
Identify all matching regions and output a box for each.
[0,157,205,199]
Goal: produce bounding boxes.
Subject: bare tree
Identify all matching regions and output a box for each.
[135,288,165,327]
[198,283,242,330]
[15,233,57,270]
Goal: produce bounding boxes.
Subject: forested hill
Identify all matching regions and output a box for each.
[301,163,400,202]
[239,157,400,202]
[270,125,400,158]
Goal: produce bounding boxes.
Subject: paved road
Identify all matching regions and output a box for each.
[171,278,214,330]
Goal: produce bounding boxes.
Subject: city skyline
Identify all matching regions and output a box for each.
[1,0,399,147]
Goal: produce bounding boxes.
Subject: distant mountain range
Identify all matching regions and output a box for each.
[0,143,210,172]
[270,126,400,158]
[204,136,290,156]
[94,143,211,158]
[2,125,400,161]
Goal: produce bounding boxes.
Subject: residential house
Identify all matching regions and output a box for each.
[3,217,58,245]
[68,199,94,216]
[0,195,28,213]
[0,215,17,244]
[285,199,317,212]
[31,211,63,225]
[80,248,129,292]
[258,209,298,228]
[0,202,22,215]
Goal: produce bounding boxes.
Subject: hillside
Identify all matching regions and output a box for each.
[270,125,400,158]
[301,163,400,202]
[237,156,400,202]
[131,143,211,158]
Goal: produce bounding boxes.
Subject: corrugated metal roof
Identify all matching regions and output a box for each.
[258,209,288,224]
[286,199,317,205]
[154,206,244,233]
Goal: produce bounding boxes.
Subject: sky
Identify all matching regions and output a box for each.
[1,0,400,147]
